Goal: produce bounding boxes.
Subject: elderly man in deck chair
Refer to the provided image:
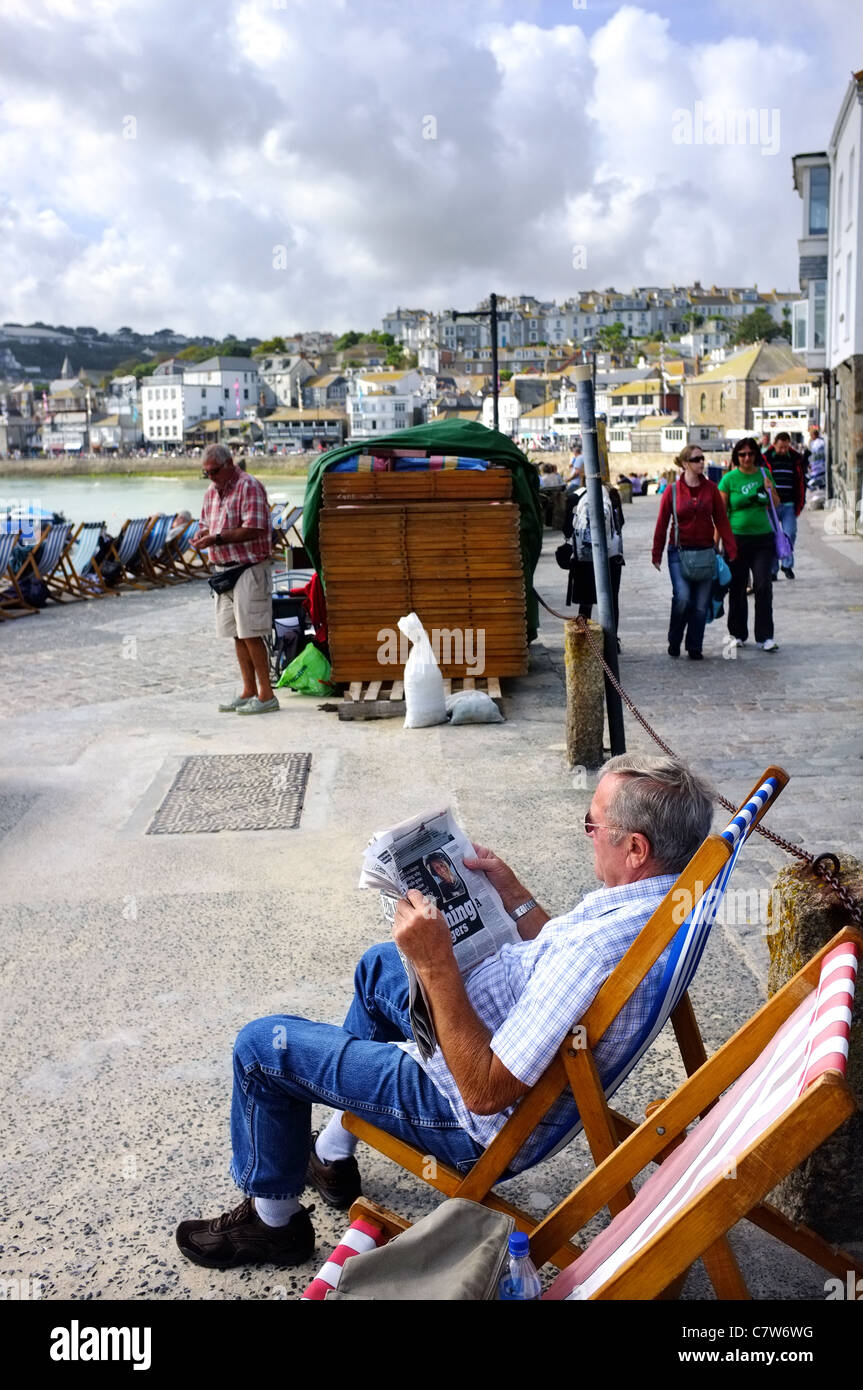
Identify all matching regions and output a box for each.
[176,754,713,1270]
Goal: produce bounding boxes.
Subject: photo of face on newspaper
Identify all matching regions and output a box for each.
[422,851,467,906]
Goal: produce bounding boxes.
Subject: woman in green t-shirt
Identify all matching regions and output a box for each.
[718,439,781,652]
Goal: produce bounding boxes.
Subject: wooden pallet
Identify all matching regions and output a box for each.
[337,676,503,721]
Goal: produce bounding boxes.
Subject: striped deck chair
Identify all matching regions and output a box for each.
[15,521,74,602]
[343,768,787,1268]
[61,522,119,600]
[340,928,861,1300]
[139,514,189,586]
[0,531,39,618]
[165,520,204,578]
[541,930,861,1299]
[108,516,152,589]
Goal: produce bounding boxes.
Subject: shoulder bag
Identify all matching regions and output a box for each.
[760,469,793,562]
[671,481,716,582]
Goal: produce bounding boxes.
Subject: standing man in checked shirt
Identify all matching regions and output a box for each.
[193,443,278,714]
[176,754,714,1269]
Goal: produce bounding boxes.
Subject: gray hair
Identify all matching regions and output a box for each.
[597,754,714,874]
[201,443,234,470]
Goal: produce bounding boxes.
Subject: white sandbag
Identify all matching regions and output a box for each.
[446,690,504,725]
[397,612,447,728]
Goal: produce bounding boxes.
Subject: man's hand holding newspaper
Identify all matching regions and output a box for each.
[358,808,531,1061]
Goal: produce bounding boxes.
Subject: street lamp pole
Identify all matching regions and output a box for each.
[490,292,499,432]
[573,366,626,755]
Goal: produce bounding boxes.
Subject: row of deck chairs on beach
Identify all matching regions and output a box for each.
[0,515,209,619]
[1,502,307,620]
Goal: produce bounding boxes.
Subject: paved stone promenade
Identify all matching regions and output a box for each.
[0,495,860,1302]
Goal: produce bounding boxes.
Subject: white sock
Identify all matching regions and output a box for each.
[315,1113,359,1163]
[254,1195,301,1227]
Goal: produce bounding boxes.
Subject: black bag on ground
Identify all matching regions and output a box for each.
[208,563,254,595]
[6,577,49,608]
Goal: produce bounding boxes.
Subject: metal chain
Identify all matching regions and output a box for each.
[535,591,863,926]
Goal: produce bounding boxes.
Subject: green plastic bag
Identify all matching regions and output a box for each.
[276,644,336,695]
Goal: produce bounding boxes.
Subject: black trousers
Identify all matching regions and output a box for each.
[727,534,774,643]
[567,556,622,632]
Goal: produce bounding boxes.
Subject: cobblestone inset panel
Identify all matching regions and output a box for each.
[147,753,312,834]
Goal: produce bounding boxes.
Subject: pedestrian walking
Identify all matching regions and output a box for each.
[563,481,625,639]
[718,438,781,653]
[193,443,279,713]
[762,431,806,579]
[652,445,737,660]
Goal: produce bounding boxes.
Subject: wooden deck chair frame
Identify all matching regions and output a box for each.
[55,521,117,600]
[138,515,190,587]
[162,521,202,580]
[108,516,156,590]
[0,531,39,618]
[171,521,209,576]
[344,765,792,1273]
[15,521,76,603]
[350,925,862,1299]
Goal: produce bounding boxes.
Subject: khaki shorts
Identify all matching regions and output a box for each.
[214,561,273,639]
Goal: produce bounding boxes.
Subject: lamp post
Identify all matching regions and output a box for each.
[461,293,500,432]
[573,366,625,755]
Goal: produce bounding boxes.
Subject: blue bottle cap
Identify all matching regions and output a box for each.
[509,1231,530,1257]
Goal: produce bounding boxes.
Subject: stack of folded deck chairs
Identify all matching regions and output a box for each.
[319,454,529,682]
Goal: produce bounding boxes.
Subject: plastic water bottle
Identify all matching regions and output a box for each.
[498,1231,542,1300]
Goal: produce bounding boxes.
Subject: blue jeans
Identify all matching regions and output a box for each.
[229,942,485,1197]
[771,502,797,575]
[667,547,713,655]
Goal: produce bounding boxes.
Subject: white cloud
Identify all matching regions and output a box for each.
[0,0,856,334]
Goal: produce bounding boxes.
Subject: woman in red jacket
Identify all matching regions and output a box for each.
[652,445,737,659]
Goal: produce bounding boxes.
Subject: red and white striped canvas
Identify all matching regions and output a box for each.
[546,942,858,1301]
[301,1216,387,1301]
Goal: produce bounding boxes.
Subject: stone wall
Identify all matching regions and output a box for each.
[829,355,863,534]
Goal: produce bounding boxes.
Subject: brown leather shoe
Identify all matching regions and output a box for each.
[306,1132,362,1209]
[176,1197,315,1269]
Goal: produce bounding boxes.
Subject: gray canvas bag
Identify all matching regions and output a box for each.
[328,1198,515,1301]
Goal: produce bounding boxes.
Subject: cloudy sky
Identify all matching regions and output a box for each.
[1,0,860,337]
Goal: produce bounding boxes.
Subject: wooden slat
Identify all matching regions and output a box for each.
[562,1045,635,1218]
[487,677,502,700]
[443,679,452,696]
[389,680,404,700]
[364,681,382,701]
[347,682,361,702]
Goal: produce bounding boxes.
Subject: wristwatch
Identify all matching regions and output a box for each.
[213,532,223,545]
[512,897,537,920]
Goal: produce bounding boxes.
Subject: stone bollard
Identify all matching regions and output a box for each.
[564,618,605,770]
[766,857,863,1248]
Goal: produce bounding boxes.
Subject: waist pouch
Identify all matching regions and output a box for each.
[208,562,255,595]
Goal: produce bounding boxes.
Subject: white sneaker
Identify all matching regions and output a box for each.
[732,638,745,647]
[758,639,779,652]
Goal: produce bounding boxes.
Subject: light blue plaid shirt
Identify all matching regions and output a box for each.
[399,875,677,1168]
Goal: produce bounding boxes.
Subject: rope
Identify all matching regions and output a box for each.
[535,589,863,927]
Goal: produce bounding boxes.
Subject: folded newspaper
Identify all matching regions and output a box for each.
[359,808,519,1061]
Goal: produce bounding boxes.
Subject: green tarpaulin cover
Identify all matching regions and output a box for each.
[302,418,543,641]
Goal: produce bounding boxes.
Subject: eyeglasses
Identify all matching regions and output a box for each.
[584,809,615,836]
[689,455,705,463]
[737,450,755,458]
[201,464,226,479]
